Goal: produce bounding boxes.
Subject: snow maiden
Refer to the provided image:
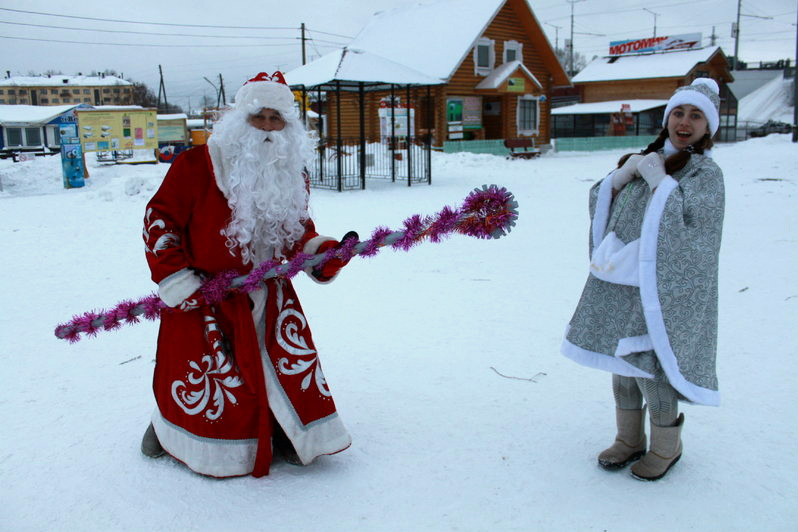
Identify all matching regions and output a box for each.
[561,78,725,481]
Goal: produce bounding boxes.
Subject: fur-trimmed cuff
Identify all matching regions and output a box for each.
[158,268,203,307]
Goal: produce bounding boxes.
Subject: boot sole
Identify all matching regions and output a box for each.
[631,453,681,481]
[598,450,645,470]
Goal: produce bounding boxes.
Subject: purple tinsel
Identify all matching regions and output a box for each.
[55,185,517,342]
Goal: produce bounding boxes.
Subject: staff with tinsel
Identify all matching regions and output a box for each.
[55,184,518,342]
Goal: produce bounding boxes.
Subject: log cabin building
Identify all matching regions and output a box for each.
[293,0,569,150]
[554,44,737,142]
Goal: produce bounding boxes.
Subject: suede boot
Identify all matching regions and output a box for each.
[598,406,647,470]
[631,413,684,481]
[141,423,165,458]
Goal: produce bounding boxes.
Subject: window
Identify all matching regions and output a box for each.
[52,98,60,103]
[516,95,540,135]
[83,89,90,94]
[0,89,4,94]
[51,89,58,94]
[0,98,5,104]
[504,40,523,64]
[72,89,80,94]
[42,98,49,104]
[6,128,23,146]
[473,37,495,76]
[8,89,16,95]
[25,127,42,146]
[103,88,111,93]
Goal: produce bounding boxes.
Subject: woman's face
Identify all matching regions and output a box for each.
[248,108,286,132]
[667,104,709,149]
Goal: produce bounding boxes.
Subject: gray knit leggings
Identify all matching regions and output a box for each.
[613,374,679,427]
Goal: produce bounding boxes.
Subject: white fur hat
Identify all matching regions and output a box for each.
[662,77,721,135]
[234,72,295,116]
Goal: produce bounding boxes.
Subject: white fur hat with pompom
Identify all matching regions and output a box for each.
[233,72,295,116]
[662,78,721,135]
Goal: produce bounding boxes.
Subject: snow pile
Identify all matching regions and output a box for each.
[1,136,796,532]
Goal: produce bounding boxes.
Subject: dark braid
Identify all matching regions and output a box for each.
[616,128,715,175]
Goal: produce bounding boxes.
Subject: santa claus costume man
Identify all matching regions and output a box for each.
[140,72,352,478]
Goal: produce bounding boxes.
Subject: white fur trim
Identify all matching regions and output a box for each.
[590,233,640,287]
[303,235,339,284]
[158,268,202,307]
[561,326,653,379]
[151,409,257,478]
[639,176,720,406]
[591,175,615,254]
[234,81,295,116]
[662,78,720,135]
[251,283,352,464]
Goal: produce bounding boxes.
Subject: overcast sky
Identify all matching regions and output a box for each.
[1,0,795,112]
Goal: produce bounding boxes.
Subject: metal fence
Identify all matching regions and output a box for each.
[308,137,431,191]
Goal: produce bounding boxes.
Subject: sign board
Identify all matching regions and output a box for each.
[507,77,526,92]
[157,117,188,143]
[378,106,415,138]
[609,33,702,56]
[463,96,482,128]
[76,109,158,152]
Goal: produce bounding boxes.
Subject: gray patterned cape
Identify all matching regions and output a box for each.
[561,151,724,406]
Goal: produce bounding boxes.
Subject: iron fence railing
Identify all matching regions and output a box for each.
[308,137,431,191]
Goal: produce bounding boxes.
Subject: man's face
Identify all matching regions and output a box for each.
[248,108,286,132]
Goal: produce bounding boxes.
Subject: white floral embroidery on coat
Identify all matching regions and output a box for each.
[274,281,331,397]
[171,314,242,420]
[143,207,181,255]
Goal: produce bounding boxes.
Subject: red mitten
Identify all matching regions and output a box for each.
[313,231,358,281]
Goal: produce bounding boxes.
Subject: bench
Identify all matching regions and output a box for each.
[504,138,541,159]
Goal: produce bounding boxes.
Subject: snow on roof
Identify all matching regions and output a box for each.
[572,46,722,83]
[551,99,668,115]
[347,0,505,80]
[0,104,79,125]
[475,60,543,90]
[157,114,188,120]
[738,72,795,124]
[285,47,442,88]
[0,75,132,87]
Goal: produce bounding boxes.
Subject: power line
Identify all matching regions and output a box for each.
[0,19,301,40]
[0,34,301,48]
[0,7,296,30]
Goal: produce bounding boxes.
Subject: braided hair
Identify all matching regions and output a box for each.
[616,127,714,175]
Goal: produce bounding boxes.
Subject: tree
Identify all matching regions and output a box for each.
[554,48,591,76]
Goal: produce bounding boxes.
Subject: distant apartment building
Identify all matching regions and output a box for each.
[0,74,134,106]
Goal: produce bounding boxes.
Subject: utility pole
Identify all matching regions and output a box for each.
[217,73,226,107]
[733,0,741,70]
[793,0,797,142]
[643,8,659,38]
[301,23,307,65]
[545,22,562,52]
[567,0,585,77]
[710,26,717,46]
[157,64,168,112]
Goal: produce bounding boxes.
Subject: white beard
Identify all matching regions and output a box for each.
[209,109,316,264]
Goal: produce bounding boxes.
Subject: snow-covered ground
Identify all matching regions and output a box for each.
[1,136,796,532]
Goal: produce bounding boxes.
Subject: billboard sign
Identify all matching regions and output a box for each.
[609,33,702,56]
[76,109,158,152]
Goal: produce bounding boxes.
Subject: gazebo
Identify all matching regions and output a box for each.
[285,47,443,191]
